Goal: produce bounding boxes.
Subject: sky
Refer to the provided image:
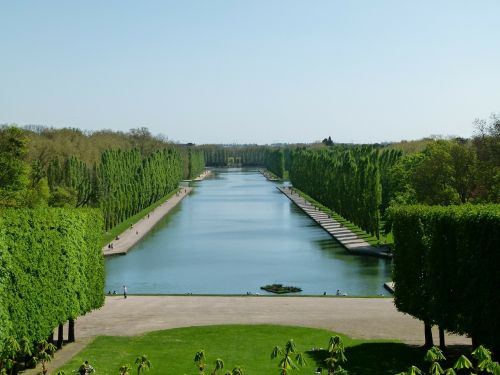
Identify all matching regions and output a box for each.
[1,1,499,145]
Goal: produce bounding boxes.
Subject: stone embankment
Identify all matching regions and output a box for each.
[258,169,280,181]
[278,186,391,258]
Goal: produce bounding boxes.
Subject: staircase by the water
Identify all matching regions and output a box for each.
[278,186,392,258]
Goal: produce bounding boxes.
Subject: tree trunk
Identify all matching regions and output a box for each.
[424,322,434,348]
[439,326,445,350]
[57,323,64,349]
[471,336,479,350]
[47,332,54,345]
[68,319,75,342]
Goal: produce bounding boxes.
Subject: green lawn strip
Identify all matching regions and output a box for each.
[292,189,393,247]
[56,325,423,375]
[101,188,180,247]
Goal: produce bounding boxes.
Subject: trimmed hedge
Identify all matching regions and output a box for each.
[265,149,285,178]
[0,208,104,347]
[389,204,500,350]
[290,147,400,238]
[188,148,205,179]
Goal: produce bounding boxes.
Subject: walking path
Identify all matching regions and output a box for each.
[278,186,391,258]
[103,169,212,256]
[103,187,193,256]
[22,296,470,374]
[192,169,212,181]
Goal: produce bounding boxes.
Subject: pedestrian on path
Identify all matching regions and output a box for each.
[123,285,127,299]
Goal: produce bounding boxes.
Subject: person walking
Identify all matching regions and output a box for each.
[123,285,127,299]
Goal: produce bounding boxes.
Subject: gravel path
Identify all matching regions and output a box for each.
[28,296,470,374]
[74,296,470,345]
[23,295,470,374]
[103,188,192,256]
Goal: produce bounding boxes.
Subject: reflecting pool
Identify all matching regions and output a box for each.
[105,169,392,295]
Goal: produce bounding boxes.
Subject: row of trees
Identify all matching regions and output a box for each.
[0,126,203,230]
[388,204,500,352]
[0,208,104,365]
[289,146,401,238]
[264,149,285,178]
[187,148,206,180]
[200,145,270,166]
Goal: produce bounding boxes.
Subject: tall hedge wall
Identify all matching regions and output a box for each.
[0,208,104,346]
[389,204,500,350]
[188,148,206,179]
[265,149,285,178]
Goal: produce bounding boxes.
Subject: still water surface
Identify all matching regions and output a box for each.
[105,169,392,295]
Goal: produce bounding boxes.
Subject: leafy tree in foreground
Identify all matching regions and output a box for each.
[395,345,500,375]
[135,354,151,375]
[194,350,206,374]
[325,336,348,375]
[119,364,131,375]
[34,340,56,375]
[211,358,225,375]
[271,339,307,375]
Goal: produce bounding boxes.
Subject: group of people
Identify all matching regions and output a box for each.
[78,360,95,374]
[106,285,127,298]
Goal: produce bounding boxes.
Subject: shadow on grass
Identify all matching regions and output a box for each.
[307,343,426,375]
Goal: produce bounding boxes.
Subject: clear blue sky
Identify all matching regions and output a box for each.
[1,1,499,144]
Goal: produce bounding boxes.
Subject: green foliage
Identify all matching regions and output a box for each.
[0,208,104,348]
[135,354,152,375]
[396,345,500,375]
[119,364,132,375]
[271,339,307,374]
[387,136,498,205]
[388,204,500,351]
[290,146,399,238]
[187,148,206,179]
[265,149,285,178]
[34,340,57,374]
[201,145,266,167]
[56,325,430,374]
[194,350,206,374]
[96,148,183,229]
[325,336,348,374]
[0,127,30,207]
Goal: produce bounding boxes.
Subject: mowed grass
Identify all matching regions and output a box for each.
[56,325,425,374]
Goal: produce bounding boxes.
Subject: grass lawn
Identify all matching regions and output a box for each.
[56,325,425,374]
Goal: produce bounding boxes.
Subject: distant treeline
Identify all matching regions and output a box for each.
[199,145,286,177]
[0,126,205,229]
[290,116,499,237]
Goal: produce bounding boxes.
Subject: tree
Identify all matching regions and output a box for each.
[271,339,307,375]
[34,340,56,375]
[325,336,348,375]
[412,141,460,205]
[119,364,132,375]
[194,350,206,374]
[0,127,30,207]
[135,354,151,375]
[211,358,225,375]
[396,345,500,375]
[322,136,333,146]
